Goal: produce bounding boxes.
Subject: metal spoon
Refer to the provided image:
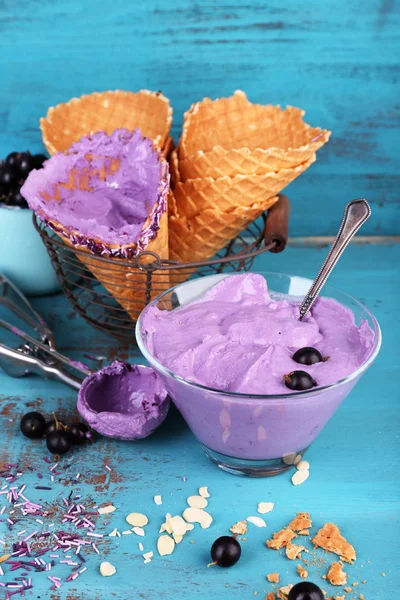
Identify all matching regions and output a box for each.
[299,199,371,320]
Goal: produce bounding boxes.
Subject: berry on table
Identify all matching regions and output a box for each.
[288,581,324,600]
[69,422,89,444]
[292,347,328,365]
[9,188,28,208]
[45,418,67,436]
[284,371,317,391]
[20,412,46,439]
[210,536,241,567]
[46,430,73,455]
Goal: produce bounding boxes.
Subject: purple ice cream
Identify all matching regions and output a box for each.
[21,129,169,258]
[77,361,170,440]
[139,273,377,460]
[141,273,374,394]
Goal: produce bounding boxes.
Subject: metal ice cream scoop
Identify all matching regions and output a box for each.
[299,199,371,320]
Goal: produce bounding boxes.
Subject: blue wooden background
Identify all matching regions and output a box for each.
[1,0,399,236]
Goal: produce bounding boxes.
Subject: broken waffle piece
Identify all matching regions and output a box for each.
[230,520,248,535]
[266,593,276,600]
[327,561,347,586]
[285,542,306,560]
[312,523,356,563]
[298,529,310,536]
[276,584,293,600]
[267,528,297,550]
[267,573,280,583]
[297,564,308,579]
[288,512,312,532]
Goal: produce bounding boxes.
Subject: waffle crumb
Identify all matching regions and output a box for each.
[288,512,312,532]
[361,580,367,584]
[312,523,356,563]
[298,529,310,536]
[286,541,306,560]
[359,595,365,600]
[297,564,308,578]
[353,582,359,586]
[230,520,248,535]
[381,572,386,576]
[276,585,293,600]
[344,587,353,592]
[266,593,276,600]
[267,528,297,550]
[267,573,280,583]
[327,561,347,586]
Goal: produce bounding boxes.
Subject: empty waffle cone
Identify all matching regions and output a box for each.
[173,158,315,219]
[40,89,172,156]
[179,90,330,160]
[179,131,329,180]
[169,195,279,284]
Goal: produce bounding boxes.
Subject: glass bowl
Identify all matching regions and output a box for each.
[136,272,382,477]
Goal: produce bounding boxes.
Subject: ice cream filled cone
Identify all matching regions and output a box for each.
[40,90,172,157]
[21,128,170,320]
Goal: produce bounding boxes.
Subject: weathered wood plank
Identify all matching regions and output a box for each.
[0,0,399,234]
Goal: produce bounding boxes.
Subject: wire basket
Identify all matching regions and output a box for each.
[33,195,290,343]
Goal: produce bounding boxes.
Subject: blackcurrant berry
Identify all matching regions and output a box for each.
[46,430,72,455]
[0,165,20,190]
[32,154,47,169]
[288,581,324,600]
[69,422,89,444]
[284,370,317,391]
[5,152,20,168]
[45,419,67,436]
[20,412,46,439]
[293,347,327,365]
[211,536,241,567]
[17,152,34,176]
[9,188,28,208]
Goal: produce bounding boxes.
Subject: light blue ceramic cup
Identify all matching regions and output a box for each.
[0,205,61,296]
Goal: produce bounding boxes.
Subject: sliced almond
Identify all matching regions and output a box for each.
[282,452,296,465]
[187,495,208,509]
[100,561,116,577]
[291,470,310,486]
[98,505,116,515]
[143,551,153,560]
[186,523,194,531]
[173,533,183,544]
[138,542,144,551]
[108,528,118,537]
[182,507,213,529]
[126,512,148,527]
[247,516,267,528]
[159,521,173,534]
[167,515,187,536]
[199,486,210,498]
[154,495,163,505]
[296,460,310,471]
[157,534,175,556]
[132,526,145,537]
[257,502,274,515]
[293,454,302,465]
[122,530,132,535]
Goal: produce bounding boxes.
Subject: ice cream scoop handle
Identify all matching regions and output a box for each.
[299,199,371,320]
[264,194,290,253]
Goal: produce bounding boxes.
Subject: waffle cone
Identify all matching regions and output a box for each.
[169,195,278,283]
[169,149,181,195]
[162,136,175,160]
[173,158,315,219]
[180,90,330,160]
[40,90,172,156]
[179,131,329,180]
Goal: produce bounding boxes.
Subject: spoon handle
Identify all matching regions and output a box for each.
[299,199,371,320]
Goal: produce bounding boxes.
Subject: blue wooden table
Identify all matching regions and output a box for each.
[0,241,398,599]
